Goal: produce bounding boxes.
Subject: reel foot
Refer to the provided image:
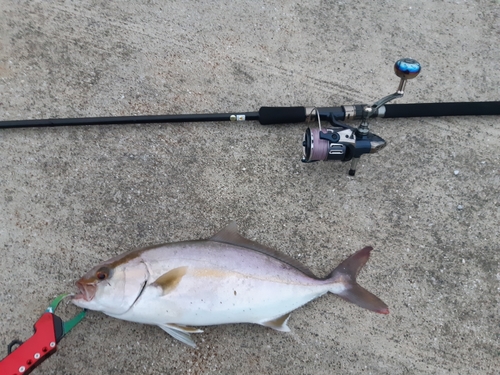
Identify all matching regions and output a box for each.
[348,158,359,176]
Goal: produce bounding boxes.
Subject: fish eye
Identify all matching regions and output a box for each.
[96,267,110,281]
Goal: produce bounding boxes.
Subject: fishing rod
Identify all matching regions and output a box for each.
[1,58,499,175]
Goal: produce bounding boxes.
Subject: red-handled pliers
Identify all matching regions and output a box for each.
[0,294,86,375]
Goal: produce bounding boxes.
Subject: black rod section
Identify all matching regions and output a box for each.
[383,101,500,118]
[0,112,260,129]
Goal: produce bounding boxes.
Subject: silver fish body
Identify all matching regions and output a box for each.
[72,223,388,347]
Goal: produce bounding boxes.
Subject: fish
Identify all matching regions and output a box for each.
[72,222,388,347]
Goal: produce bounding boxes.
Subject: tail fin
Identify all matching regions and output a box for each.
[329,246,389,314]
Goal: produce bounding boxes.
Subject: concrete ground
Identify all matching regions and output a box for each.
[1,1,499,374]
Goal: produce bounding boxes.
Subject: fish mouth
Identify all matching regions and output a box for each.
[73,281,97,302]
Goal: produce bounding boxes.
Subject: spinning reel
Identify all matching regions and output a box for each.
[301,58,421,175]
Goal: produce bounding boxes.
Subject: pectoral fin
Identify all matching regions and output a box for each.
[260,313,291,332]
[158,323,203,348]
[153,267,187,295]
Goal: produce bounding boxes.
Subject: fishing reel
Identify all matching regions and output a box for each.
[301,58,421,175]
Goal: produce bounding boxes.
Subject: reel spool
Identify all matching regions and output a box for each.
[302,126,386,162]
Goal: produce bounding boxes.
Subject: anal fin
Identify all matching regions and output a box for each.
[158,323,203,348]
[260,313,291,332]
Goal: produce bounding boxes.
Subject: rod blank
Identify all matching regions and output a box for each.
[0,112,259,129]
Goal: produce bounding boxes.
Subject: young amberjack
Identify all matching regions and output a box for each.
[72,222,388,347]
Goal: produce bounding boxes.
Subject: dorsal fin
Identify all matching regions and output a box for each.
[209,222,318,279]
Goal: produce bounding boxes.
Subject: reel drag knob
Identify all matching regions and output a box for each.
[394,58,421,80]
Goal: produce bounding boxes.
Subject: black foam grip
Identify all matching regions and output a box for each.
[384,102,500,118]
[258,107,306,125]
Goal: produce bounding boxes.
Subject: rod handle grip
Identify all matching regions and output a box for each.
[383,101,500,118]
[258,107,306,125]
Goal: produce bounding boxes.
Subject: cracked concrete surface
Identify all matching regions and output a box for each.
[0,1,499,374]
